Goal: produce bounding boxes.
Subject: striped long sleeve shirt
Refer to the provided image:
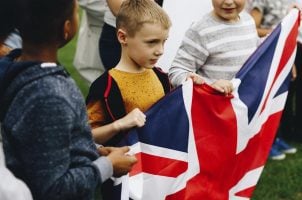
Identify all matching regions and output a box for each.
[169,11,259,86]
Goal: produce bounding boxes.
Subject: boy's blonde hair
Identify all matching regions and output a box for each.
[116,0,171,37]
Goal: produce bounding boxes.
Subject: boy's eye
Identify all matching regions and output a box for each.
[147,40,157,44]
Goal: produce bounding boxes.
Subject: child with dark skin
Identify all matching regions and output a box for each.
[0,0,136,199]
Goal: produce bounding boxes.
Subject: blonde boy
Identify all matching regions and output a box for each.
[86,0,172,146]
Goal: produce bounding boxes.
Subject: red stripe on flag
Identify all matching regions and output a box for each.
[167,84,283,199]
[261,19,299,113]
[129,152,188,177]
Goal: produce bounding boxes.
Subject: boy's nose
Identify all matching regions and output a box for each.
[155,51,163,56]
[155,46,164,56]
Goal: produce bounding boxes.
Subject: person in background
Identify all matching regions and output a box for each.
[0,0,137,199]
[294,13,302,142]
[98,0,122,70]
[169,0,259,95]
[250,0,298,160]
[245,0,253,11]
[73,0,106,85]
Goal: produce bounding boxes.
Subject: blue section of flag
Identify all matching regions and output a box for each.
[123,86,189,152]
[236,25,282,122]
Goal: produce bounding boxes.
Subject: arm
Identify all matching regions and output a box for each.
[211,79,234,95]
[186,72,205,85]
[291,64,297,81]
[250,8,272,37]
[169,27,208,86]
[106,0,124,16]
[91,108,146,144]
[98,146,137,177]
[14,97,103,199]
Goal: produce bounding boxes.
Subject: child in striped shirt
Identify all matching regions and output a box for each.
[169,0,259,95]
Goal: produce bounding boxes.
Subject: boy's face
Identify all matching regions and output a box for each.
[212,0,245,22]
[123,22,169,70]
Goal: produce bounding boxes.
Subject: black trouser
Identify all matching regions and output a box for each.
[278,43,302,140]
[98,23,121,70]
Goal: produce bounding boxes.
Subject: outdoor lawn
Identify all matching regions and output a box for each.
[58,34,302,200]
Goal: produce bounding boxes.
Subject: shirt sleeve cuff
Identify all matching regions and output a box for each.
[93,157,113,183]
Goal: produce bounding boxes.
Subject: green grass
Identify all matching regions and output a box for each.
[58,35,89,97]
[58,36,302,200]
[252,142,302,200]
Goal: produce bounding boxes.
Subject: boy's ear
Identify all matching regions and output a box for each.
[117,28,127,45]
[63,19,72,41]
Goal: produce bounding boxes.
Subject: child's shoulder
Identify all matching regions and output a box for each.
[86,70,115,102]
[89,70,111,91]
[153,66,167,74]
[152,67,172,93]
[240,10,254,21]
[191,12,214,30]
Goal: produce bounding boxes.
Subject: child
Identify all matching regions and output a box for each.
[0,0,137,199]
[168,0,259,94]
[86,0,172,146]
[98,0,165,70]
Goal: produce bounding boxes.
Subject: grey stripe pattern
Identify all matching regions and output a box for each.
[169,11,259,86]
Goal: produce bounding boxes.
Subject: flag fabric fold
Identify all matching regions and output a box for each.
[108,9,300,200]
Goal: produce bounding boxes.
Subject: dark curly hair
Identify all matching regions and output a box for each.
[18,0,75,45]
[0,0,18,42]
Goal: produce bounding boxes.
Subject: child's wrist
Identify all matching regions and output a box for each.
[113,120,123,132]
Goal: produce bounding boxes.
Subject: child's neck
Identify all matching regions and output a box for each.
[115,60,146,73]
[19,42,58,63]
[211,11,240,23]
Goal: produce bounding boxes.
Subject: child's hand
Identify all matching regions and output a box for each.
[289,2,302,11]
[291,64,297,81]
[288,3,302,25]
[186,72,205,84]
[211,79,234,95]
[98,146,113,156]
[113,108,146,132]
[106,146,138,177]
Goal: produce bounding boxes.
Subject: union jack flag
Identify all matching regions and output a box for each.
[108,10,300,200]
